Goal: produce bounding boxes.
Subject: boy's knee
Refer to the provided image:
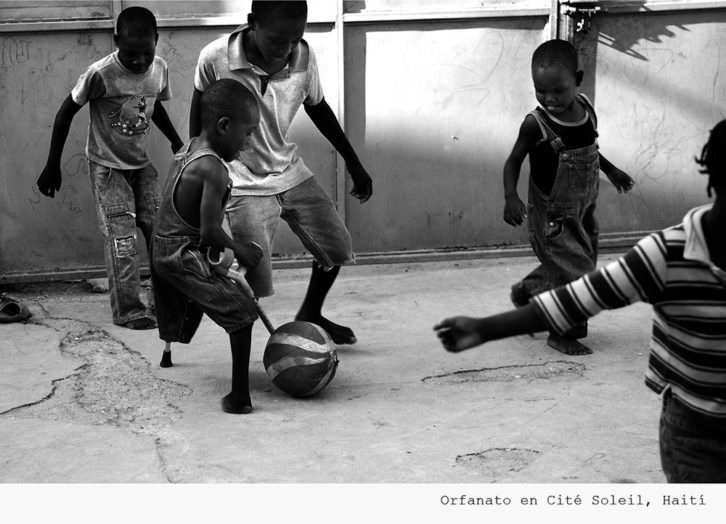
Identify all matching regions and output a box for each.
[323,244,354,268]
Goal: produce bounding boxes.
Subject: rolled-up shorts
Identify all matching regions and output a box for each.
[151,234,258,343]
[225,176,355,298]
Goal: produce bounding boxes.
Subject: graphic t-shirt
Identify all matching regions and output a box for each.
[71,51,171,169]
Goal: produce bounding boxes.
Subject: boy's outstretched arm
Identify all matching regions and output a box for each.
[434,303,547,352]
[189,89,203,139]
[599,153,634,193]
[37,94,83,198]
[502,116,537,226]
[152,100,184,153]
[304,98,372,203]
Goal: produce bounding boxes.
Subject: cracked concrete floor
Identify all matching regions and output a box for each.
[0,255,664,483]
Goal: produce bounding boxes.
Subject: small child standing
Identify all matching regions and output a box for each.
[436,120,726,482]
[502,39,634,355]
[151,78,263,414]
[37,6,184,329]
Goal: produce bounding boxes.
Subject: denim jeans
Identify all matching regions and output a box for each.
[89,161,158,325]
[659,389,726,482]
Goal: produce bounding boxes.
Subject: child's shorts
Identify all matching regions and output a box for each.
[150,234,258,343]
[225,176,355,297]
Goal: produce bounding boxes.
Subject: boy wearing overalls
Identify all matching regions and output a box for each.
[151,79,263,414]
[501,39,634,355]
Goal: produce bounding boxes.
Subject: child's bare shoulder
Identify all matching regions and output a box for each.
[514,113,541,147]
[178,154,227,195]
[521,112,541,132]
[185,152,226,179]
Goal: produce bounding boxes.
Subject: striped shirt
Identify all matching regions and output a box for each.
[532,204,726,417]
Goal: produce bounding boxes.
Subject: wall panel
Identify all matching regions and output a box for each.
[578,9,726,232]
[344,17,547,252]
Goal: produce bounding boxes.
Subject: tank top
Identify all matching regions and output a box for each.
[154,141,232,241]
[528,94,598,196]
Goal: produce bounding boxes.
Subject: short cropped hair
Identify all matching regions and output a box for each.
[200,79,259,130]
[250,1,307,25]
[116,6,157,37]
[696,119,726,196]
[532,39,578,75]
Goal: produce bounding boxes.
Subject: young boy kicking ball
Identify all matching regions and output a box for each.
[151,79,263,414]
[190,1,374,346]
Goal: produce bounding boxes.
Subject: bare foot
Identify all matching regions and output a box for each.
[547,333,593,355]
[295,313,356,345]
[222,392,252,414]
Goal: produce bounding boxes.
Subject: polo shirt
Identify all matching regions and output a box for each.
[194,25,324,195]
[532,204,726,417]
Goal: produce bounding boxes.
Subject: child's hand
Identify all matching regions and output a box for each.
[348,163,373,203]
[235,242,263,269]
[503,195,527,226]
[434,317,485,352]
[37,165,62,198]
[606,168,635,193]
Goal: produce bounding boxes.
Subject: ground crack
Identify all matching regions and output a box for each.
[422,360,585,384]
[2,322,193,481]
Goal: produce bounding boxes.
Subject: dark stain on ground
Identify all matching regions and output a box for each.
[455,447,542,478]
[0,322,193,481]
[1,327,190,431]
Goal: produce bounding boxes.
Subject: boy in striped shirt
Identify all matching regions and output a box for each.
[436,120,726,482]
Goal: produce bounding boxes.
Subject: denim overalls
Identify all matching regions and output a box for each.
[151,143,256,343]
[515,96,600,300]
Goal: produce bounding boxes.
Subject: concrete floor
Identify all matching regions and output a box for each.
[0,255,664,483]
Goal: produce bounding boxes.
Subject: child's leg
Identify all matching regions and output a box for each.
[295,263,356,344]
[278,177,357,344]
[129,164,159,250]
[88,162,153,328]
[222,324,253,414]
[511,265,549,307]
[130,165,161,316]
[224,194,281,298]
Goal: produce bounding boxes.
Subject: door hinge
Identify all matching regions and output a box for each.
[561,1,601,33]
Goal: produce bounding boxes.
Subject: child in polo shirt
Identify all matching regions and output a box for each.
[37,6,184,329]
[436,120,726,482]
[502,39,634,355]
[190,1,372,345]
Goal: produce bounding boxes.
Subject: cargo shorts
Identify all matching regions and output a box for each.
[225,176,355,298]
